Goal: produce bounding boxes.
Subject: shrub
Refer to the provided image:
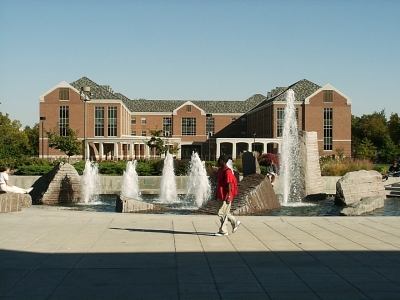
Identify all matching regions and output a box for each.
[14,165,55,175]
[258,153,280,168]
[320,157,374,176]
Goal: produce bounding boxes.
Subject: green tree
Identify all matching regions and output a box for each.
[353,137,377,161]
[388,113,400,146]
[46,127,82,162]
[378,137,399,163]
[24,123,39,157]
[146,128,179,157]
[0,112,31,159]
[358,110,388,149]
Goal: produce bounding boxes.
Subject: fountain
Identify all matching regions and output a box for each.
[121,160,141,200]
[82,160,101,204]
[159,151,179,203]
[186,152,211,207]
[279,89,303,205]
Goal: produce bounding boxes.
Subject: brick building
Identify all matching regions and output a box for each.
[38,77,351,160]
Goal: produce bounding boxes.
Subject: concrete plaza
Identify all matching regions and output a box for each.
[1,207,400,300]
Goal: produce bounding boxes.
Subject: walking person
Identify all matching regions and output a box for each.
[214,155,240,236]
[0,166,33,194]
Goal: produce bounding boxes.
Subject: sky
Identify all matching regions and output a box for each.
[0,0,399,127]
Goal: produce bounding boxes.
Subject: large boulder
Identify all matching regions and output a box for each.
[334,170,386,206]
[341,196,384,216]
[195,174,280,215]
[0,192,31,213]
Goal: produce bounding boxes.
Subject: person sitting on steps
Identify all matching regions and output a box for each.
[388,161,400,177]
[0,166,33,194]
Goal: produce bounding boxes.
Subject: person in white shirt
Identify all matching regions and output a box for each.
[0,166,33,194]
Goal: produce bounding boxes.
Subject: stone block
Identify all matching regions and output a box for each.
[0,192,31,213]
[116,195,167,213]
[195,174,280,215]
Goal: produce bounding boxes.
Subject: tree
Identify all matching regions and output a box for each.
[24,123,39,157]
[388,113,400,146]
[353,137,376,161]
[146,128,179,157]
[358,110,388,149]
[0,112,31,159]
[46,127,82,162]
[378,137,399,163]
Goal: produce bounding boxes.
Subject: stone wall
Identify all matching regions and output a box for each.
[195,174,280,215]
[0,192,31,213]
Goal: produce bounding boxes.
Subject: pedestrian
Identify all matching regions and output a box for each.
[214,155,240,236]
[0,166,33,194]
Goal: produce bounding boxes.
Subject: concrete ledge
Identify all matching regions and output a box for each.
[0,192,32,213]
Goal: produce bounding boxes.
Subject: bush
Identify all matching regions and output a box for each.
[14,165,55,175]
[320,157,374,176]
[258,153,280,168]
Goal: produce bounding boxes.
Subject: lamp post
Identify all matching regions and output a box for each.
[40,117,46,159]
[253,131,256,153]
[208,132,213,161]
[80,86,91,161]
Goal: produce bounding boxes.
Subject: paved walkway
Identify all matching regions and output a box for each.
[1,207,400,300]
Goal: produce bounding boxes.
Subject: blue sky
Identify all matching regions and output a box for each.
[0,0,399,127]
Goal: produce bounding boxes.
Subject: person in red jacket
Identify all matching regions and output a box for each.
[215,155,241,236]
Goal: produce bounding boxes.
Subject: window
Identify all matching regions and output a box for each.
[108,106,117,137]
[186,105,192,113]
[323,90,333,103]
[59,88,69,100]
[131,131,136,136]
[277,108,284,137]
[182,118,196,135]
[59,106,69,136]
[131,117,136,125]
[241,117,246,125]
[323,108,333,150]
[163,117,172,135]
[277,108,298,137]
[206,117,214,135]
[141,117,146,125]
[141,130,146,136]
[94,107,104,136]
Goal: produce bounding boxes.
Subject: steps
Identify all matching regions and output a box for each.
[384,178,400,198]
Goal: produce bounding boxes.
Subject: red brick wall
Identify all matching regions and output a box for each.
[305,90,351,156]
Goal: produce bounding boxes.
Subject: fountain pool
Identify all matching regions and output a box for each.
[49,194,400,216]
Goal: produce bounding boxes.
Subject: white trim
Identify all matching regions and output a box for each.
[39,81,80,102]
[172,101,206,116]
[305,84,352,105]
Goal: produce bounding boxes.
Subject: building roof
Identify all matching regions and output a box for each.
[248,79,321,112]
[70,77,266,114]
